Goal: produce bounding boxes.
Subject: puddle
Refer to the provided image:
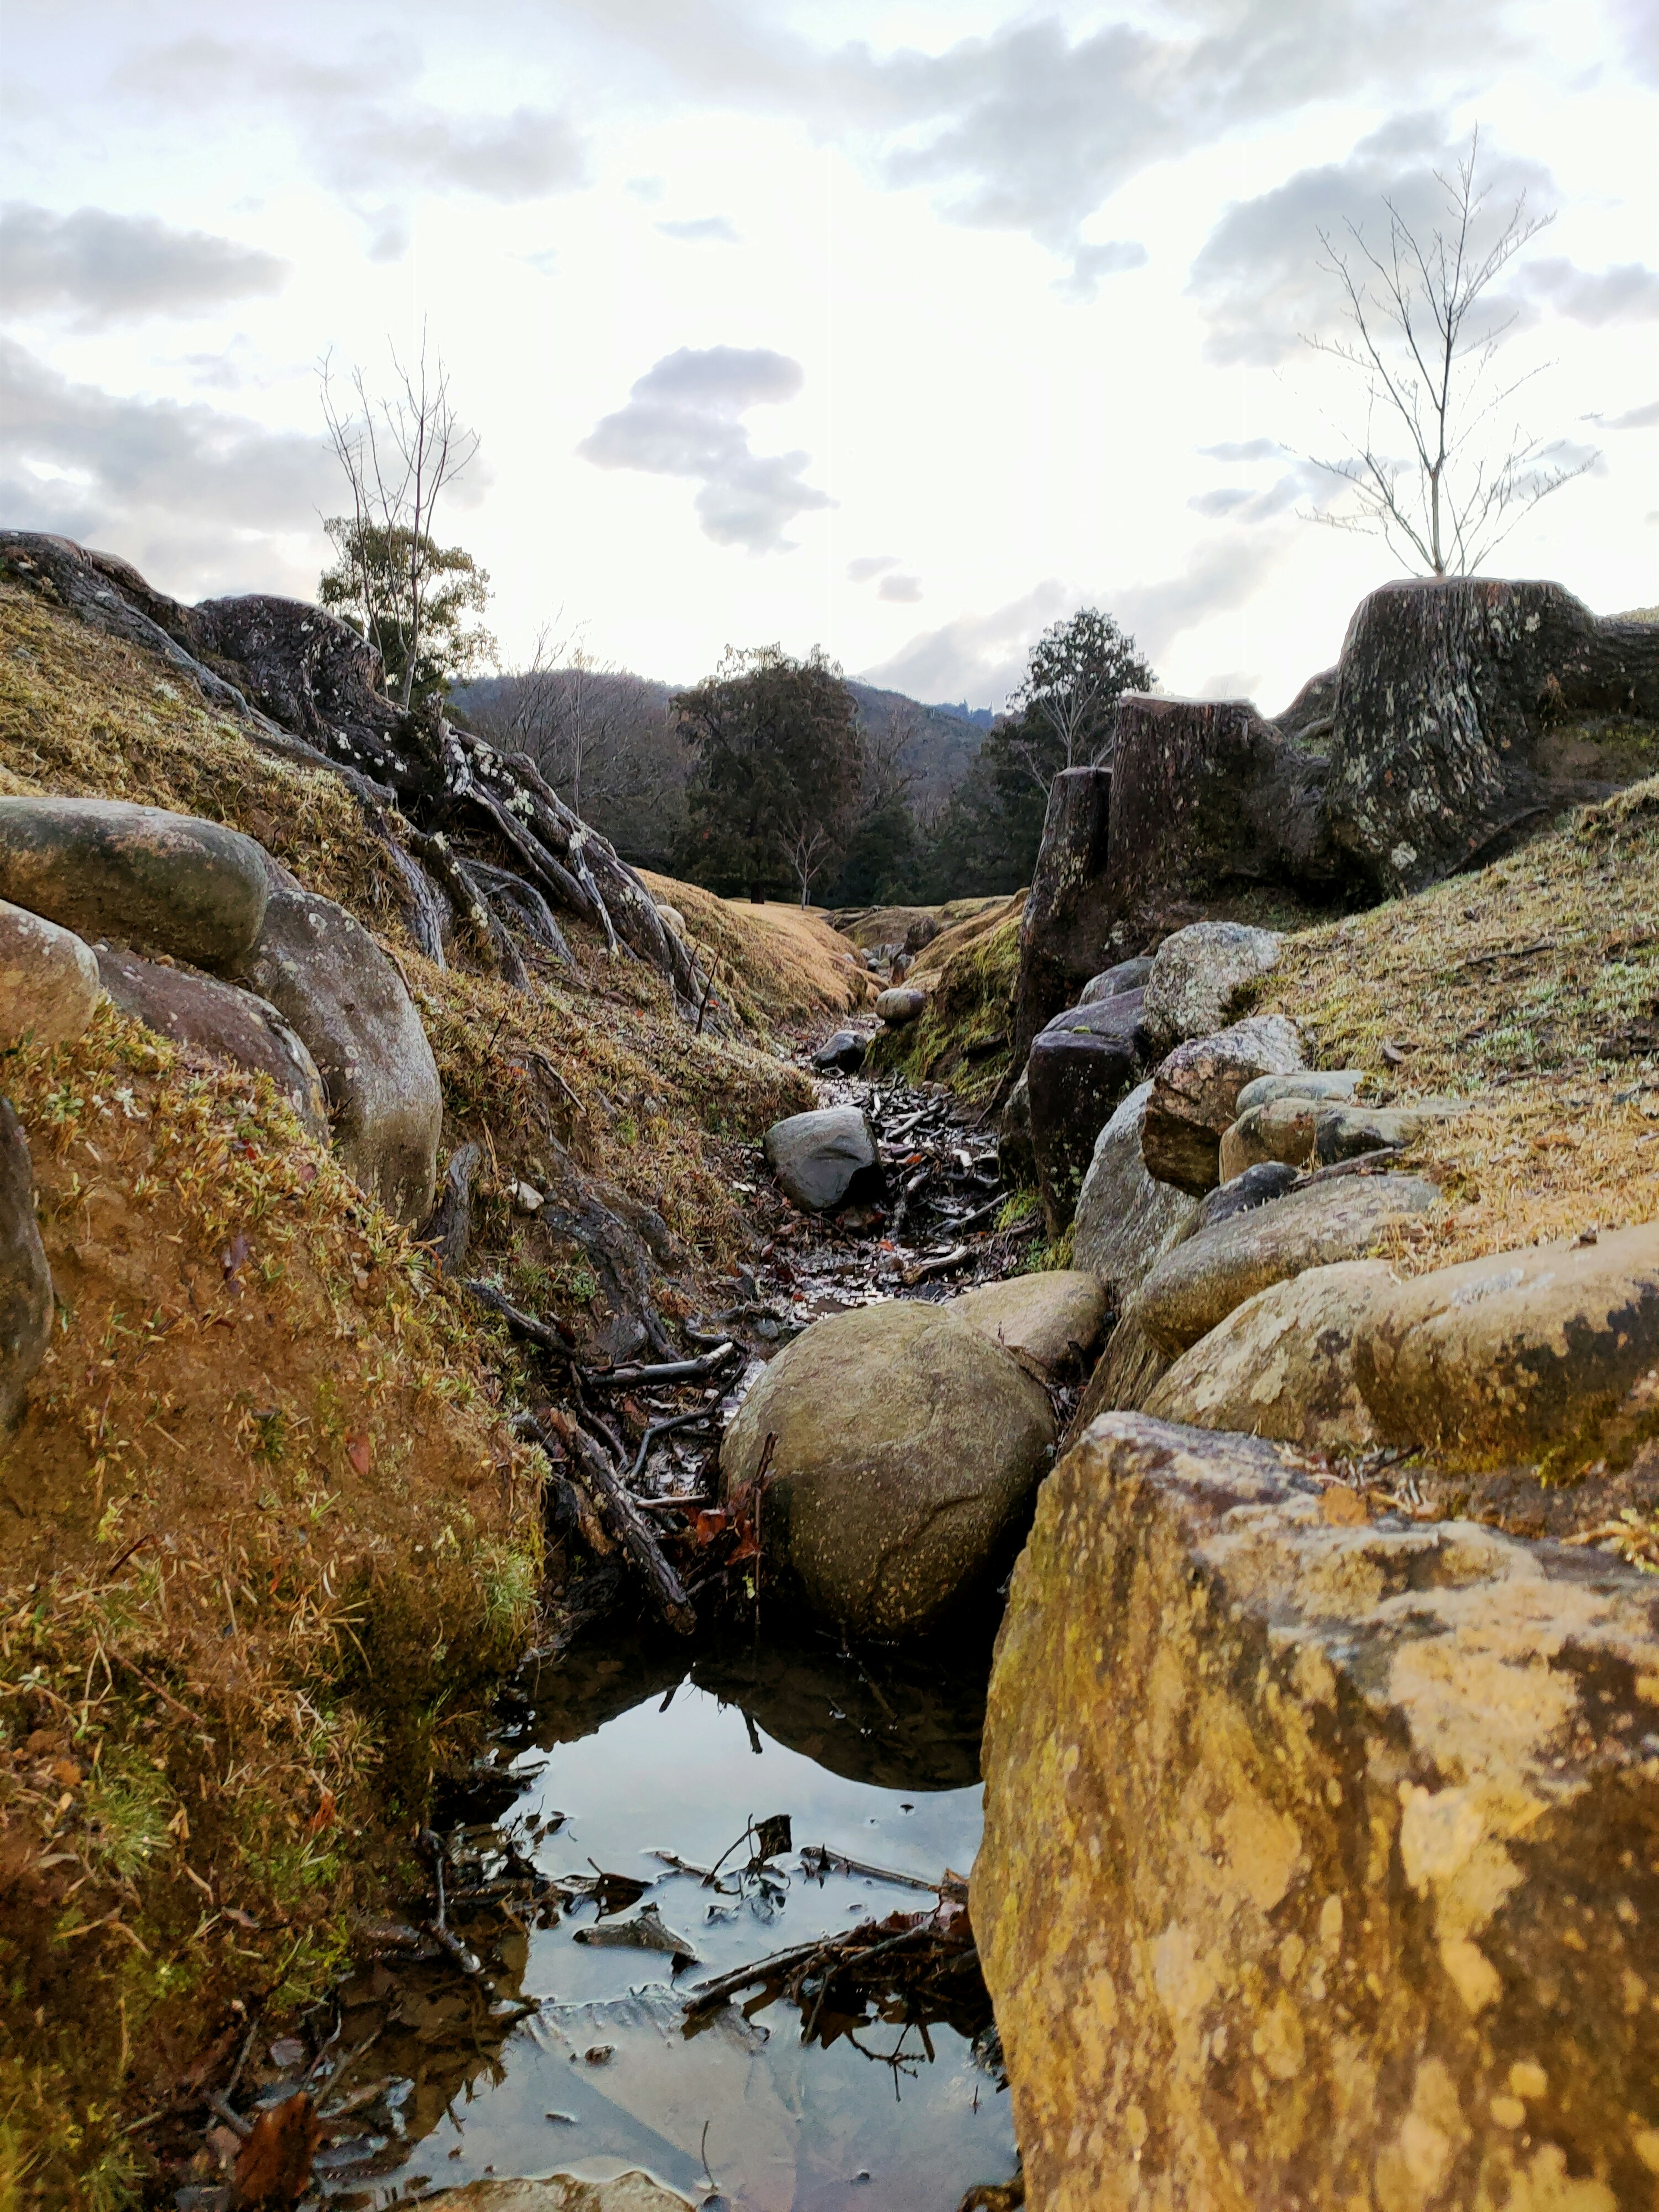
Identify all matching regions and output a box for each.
[318,1628,1016,2211]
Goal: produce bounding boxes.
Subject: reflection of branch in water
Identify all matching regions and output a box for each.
[846,2018,926,2100]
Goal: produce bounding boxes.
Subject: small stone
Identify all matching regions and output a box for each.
[1233,1068,1364,1116]
[1193,1160,1301,1233]
[1141,1015,1306,1194]
[512,1181,544,1216]
[810,1028,867,1072]
[0,898,101,1050]
[1079,956,1154,1005]
[875,986,926,1026]
[763,1106,881,1213]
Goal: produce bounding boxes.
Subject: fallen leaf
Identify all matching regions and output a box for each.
[221,1232,252,1280]
[267,2036,306,2069]
[49,1759,82,1790]
[305,1789,337,1837]
[346,1432,373,1476]
[751,1814,792,1862]
[1319,1485,1370,1527]
[693,1507,729,1545]
[231,2090,321,2207]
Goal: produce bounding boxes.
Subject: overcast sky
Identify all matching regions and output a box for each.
[2,0,1655,712]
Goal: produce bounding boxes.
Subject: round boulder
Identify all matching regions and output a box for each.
[763,1105,880,1212]
[1140,922,1282,1056]
[809,1028,867,1074]
[947,1268,1108,1380]
[876,985,926,1027]
[0,797,269,969]
[0,898,100,1050]
[720,1300,1056,1638]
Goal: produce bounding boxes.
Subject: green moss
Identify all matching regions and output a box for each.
[866,911,1023,1105]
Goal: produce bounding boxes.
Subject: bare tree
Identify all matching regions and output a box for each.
[777,805,836,906]
[862,698,923,812]
[319,327,481,709]
[1304,130,1594,576]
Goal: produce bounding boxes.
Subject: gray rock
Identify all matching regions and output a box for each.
[762,1106,880,1213]
[1131,1170,1440,1355]
[947,1269,1108,1381]
[1140,921,1282,1056]
[0,797,269,968]
[1079,956,1154,1005]
[1072,1081,1202,1301]
[1193,1159,1301,1233]
[1027,1021,1139,1234]
[1141,1014,1305,1195]
[809,1028,867,1073]
[1218,1094,1465,1182]
[720,1300,1055,1637]
[0,898,101,1050]
[1146,1259,1396,1449]
[1233,1067,1363,1116]
[996,1067,1035,1187]
[1038,988,1146,1046]
[875,986,926,1026]
[233,879,442,1225]
[95,945,328,1141]
[0,1100,51,1432]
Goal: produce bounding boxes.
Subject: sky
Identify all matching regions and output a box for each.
[2,0,1656,715]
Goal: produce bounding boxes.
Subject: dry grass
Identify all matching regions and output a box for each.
[1252,776,1659,1272]
[640,874,873,1033]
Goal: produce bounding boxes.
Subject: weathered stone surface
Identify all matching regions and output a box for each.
[95,945,328,1140]
[0,1100,51,1432]
[1132,1170,1440,1355]
[875,985,926,1026]
[975,1411,1659,2212]
[1219,1093,1465,1182]
[1192,1158,1301,1232]
[1072,1081,1202,1302]
[1141,1014,1306,1195]
[1233,1066,1363,1116]
[1326,575,1659,896]
[720,1300,1055,1638]
[0,797,269,968]
[0,898,100,1049]
[1039,987,1146,1049]
[1080,955,1154,1004]
[233,879,441,1224]
[995,1066,1035,1187]
[1028,1022,1139,1235]
[423,2172,693,2212]
[1355,1220,1659,1475]
[947,1268,1108,1380]
[762,1106,880,1213]
[808,1027,866,1072]
[1140,921,1283,1056]
[1146,1259,1396,1448]
[1011,764,1113,1068]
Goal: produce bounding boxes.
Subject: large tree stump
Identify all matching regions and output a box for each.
[1325,576,1659,893]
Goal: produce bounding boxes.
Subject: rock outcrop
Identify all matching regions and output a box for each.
[0,1100,51,1432]
[763,1106,881,1213]
[1141,1014,1305,1194]
[0,898,100,1049]
[1072,1082,1202,1304]
[1027,999,1142,1233]
[947,1268,1108,1380]
[1011,764,1114,1068]
[719,1300,1055,1637]
[976,1411,1659,2212]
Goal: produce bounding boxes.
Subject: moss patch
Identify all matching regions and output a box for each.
[866,905,1025,1106]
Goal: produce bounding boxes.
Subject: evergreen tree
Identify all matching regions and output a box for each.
[319,519,496,708]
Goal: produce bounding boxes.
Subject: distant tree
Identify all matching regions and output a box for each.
[318,330,483,709]
[999,607,1155,796]
[1304,129,1595,575]
[673,646,864,902]
[318,520,495,707]
[470,627,680,831]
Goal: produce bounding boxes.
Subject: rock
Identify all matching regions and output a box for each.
[809,1028,867,1072]
[947,1269,1108,1380]
[0,899,100,1050]
[1131,1170,1440,1355]
[1139,920,1283,1056]
[1145,1259,1396,1448]
[1233,1066,1364,1115]
[1325,575,1659,895]
[762,1106,881,1213]
[995,1068,1035,1187]
[1079,955,1154,1004]
[1273,661,1338,739]
[1027,1020,1139,1234]
[0,797,269,969]
[1010,765,1113,1068]
[1072,1082,1202,1303]
[1140,1014,1306,1194]
[1354,1220,1659,1475]
[1219,1094,1465,1182]
[1192,1158,1301,1232]
[653,901,689,940]
[1038,988,1146,1048]
[720,1300,1055,1637]
[0,1100,51,1432]
[232,879,442,1225]
[975,1411,1659,2212]
[423,2174,694,2212]
[511,1181,544,1217]
[95,945,328,1141]
[874,986,926,1026]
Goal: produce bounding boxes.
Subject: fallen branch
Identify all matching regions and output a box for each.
[540,1411,697,1635]
[901,1244,971,1287]
[587,1343,738,1388]
[461,1280,574,1357]
[627,1406,718,1485]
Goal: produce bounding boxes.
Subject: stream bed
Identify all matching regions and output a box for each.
[310,1627,1017,2212]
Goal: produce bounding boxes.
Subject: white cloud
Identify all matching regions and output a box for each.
[877,571,922,601]
[1599,399,1659,429]
[1521,257,1659,324]
[846,553,898,581]
[0,203,288,329]
[656,215,740,243]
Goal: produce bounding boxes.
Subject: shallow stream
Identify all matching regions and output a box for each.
[312,1627,1017,2211]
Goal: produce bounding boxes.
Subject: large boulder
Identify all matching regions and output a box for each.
[0,797,269,969]
[1325,576,1659,895]
[1219,1093,1466,1181]
[875,985,926,1026]
[1072,1081,1202,1303]
[975,1412,1659,2212]
[1145,1258,1396,1449]
[719,1300,1055,1638]
[947,1268,1108,1381]
[808,1027,866,1072]
[1027,999,1143,1232]
[1010,765,1114,1068]
[1140,1014,1305,1194]
[95,946,329,1142]
[0,899,100,1050]
[1080,954,1153,1004]
[0,1101,51,1433]
[762,1106,881,1213]
[1139,920,1283,1057]
[232,879,441,1224]
[1354,1220,1659,1475]
[1131,1170,1440,1355]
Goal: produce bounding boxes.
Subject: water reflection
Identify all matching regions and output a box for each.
[321,1627,1014,2211]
